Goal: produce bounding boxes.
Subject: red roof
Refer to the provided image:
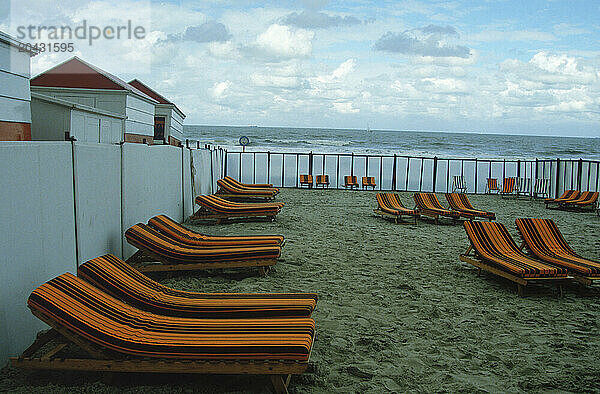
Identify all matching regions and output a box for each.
[30,57,157,102]
[129,79,185,118]
[128,79,172,104]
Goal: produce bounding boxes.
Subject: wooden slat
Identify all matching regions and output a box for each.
[11,357,308,374]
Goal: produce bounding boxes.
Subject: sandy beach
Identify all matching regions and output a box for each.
[2,188,600,393]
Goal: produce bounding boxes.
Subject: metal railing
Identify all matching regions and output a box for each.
[223,150,600,198]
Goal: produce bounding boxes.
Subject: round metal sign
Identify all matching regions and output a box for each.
[239,136,250,146]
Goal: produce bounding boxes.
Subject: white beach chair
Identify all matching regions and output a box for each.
[532,178,550,199]
[516,178,531,197]
[451,175,468,193]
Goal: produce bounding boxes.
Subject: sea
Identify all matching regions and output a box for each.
[184,125,600,161]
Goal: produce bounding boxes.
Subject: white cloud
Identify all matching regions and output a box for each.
[211,81,231,98]
[332,101,359,114]
[244,24,314,61]
[470,30,555,42]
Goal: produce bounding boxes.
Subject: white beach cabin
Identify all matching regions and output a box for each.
[0,31,37,141]
[30,56,158,144]
[128,79,186,146]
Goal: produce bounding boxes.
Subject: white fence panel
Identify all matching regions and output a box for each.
[73,143,122,264]
[0,142,76,364]
[121,143,183,258]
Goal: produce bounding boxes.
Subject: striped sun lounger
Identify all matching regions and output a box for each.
[344,176,359,189]
[224,176,278,192]
[516,218,600,285]
[445,193,496,221]
[12,273,315,393]
[413,193,461,224]
[125,223,280,274]
[374,193,419,224]
[451,176,467,193]
[216,178,277,201]
[148,215,285,247]
[192,195,284,223]
[485,178,499,194]
[362,176,376,190]
[299,174,313,188]
[461,221,569,295]
[78,254,318,318]
[544,190,579,208]
[532,178,550,199]
[560,191,598,211]
[315,175,329,188]
[499,177,516,198]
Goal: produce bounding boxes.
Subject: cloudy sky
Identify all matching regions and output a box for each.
[2,0,600,136]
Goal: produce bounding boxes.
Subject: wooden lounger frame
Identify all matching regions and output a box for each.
[125,248,275,276]
[372,209,417,224]
[215,192,275,202]
[460,246,570,296]
[190,207,277,224]
[516,242,600,287]
[11,309,305,394]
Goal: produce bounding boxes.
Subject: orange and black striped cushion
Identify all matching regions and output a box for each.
[224,176,278,192]
[487,179,498,190]
[148,215,284,247]
[445,193,495,219]
[316,175,329,184]
[196,195,283,215]
[564,191,598,206]
[78,254,317,318]
[413,193,460,218]
[545,190,578,203]
[362,177,375,186]
[29,273,314,360]
[376,193,418,216]
[217,179,276,197]
[125,224,281,264]
[516,218,600,276]
[501,178,516,193]
[299,175,313,184]
[463,221,567,278]
[344,176,358,185]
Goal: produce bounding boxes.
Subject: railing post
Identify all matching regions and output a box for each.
[432,156,438,192]
[535,158,538,182]
[474,158,478,194]
[378,156,383,190]
[252,152,256,184]
[238,152,242,181]
[281,154,285,188]
[555,158,561,198]
[351,153,354,177]
[392,154,397,191]
[577,158,583,190]
[517,159,521,179]
[418,158,424,192]
[336,154,340,189]
[267,151,271,184]
[309,151,313,176]
[224,150,228,176]
[295,154,299,188]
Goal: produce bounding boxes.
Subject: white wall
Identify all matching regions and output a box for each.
[192,148,215,196]
[182,148,194,218]
[30,98,71,140]
[125,95,154,137]
[0,142,77,365]
[121,143,183,258]
[73,143,122,264]
[0,142,221,365]
[0,42,31,123]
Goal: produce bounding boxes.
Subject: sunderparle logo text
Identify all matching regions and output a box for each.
[16,20,146,46]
